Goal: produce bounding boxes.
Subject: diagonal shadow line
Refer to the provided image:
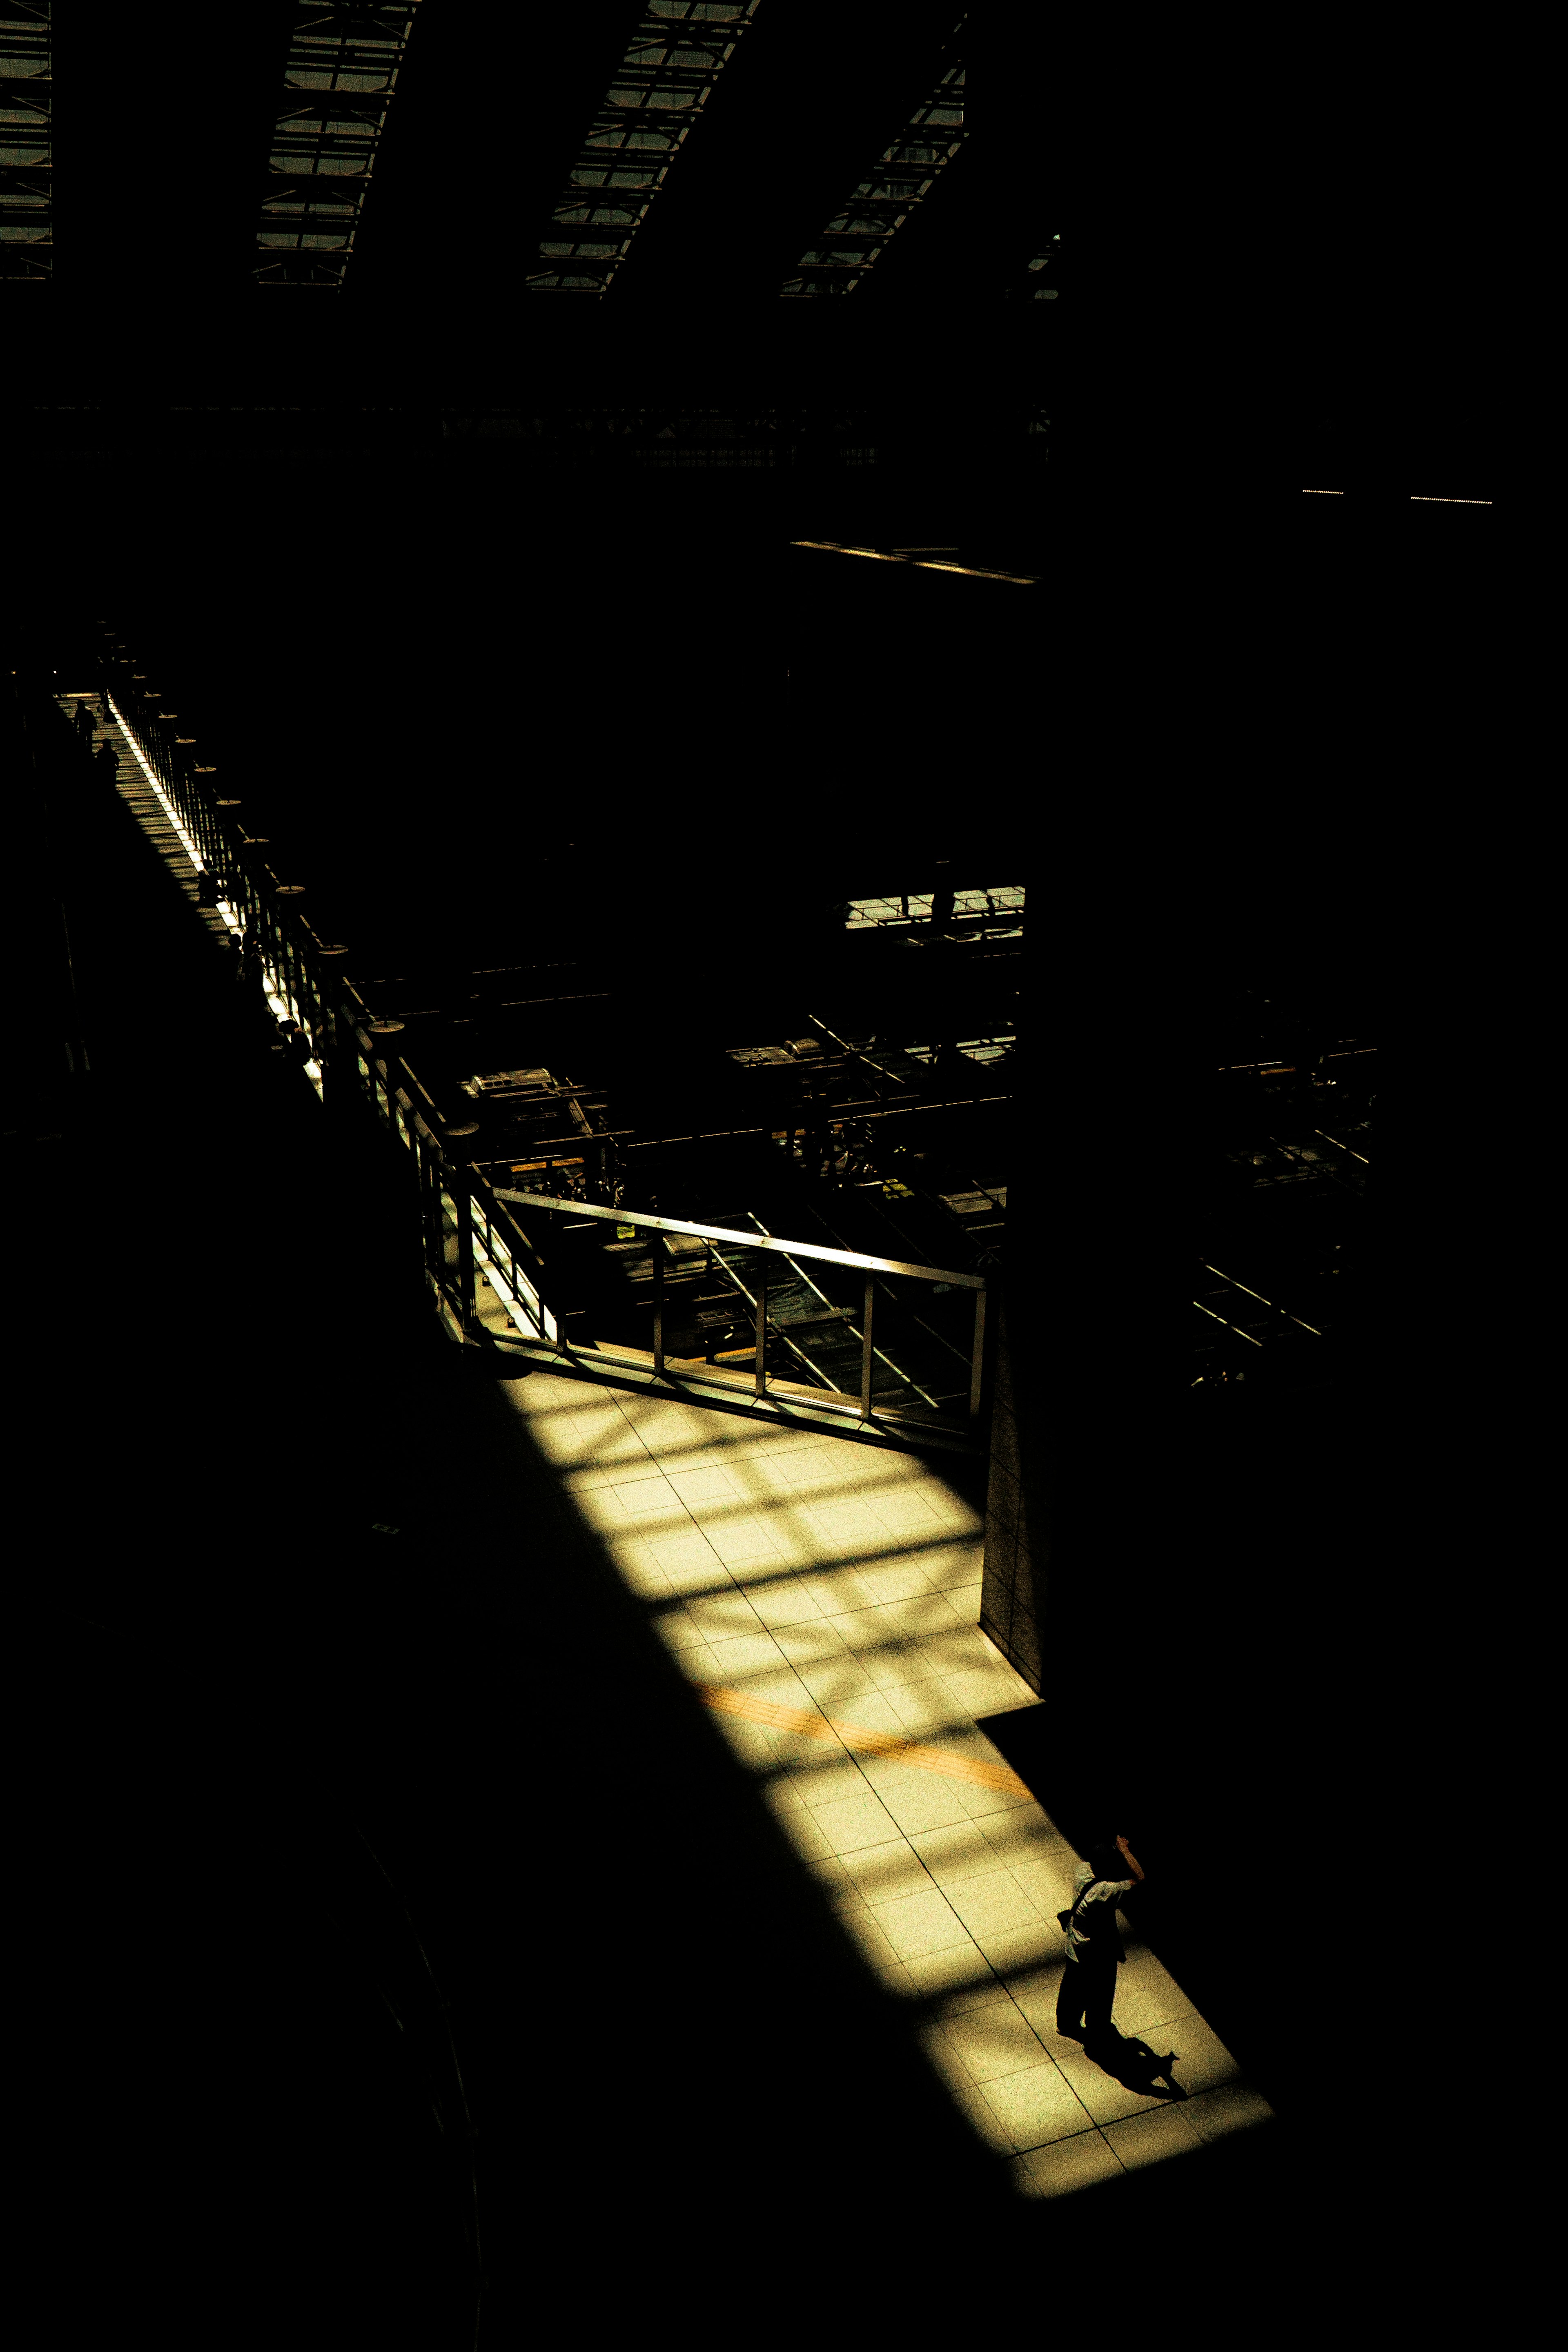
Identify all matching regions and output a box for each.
[430,1396,1035,2205]
[667,1610,1023,1706]
[520,1390,982,1483]
[593,1527,984,1602]
[585,1490,983,1555]
[678,1655,1009,1720]
[695,1685,1034,1793]
[752,1739,1047,1809]
[540,1419,968,1491]
[570,1454,976,1516]
[479,1398,1249,2178]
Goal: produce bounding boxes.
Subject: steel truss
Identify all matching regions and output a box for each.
[255,2,420,287]
[0,1,49,281]
[528,0,761,294]
[782,12,964,297]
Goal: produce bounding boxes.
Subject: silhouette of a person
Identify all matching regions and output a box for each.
[1057,1835,1144,2050]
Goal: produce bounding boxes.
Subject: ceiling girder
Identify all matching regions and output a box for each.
[527,0,762,295]
[0,0,50,281]
[782,14,965,297]
[254,0,420,287]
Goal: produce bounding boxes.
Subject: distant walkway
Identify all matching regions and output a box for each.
[60,689,233,951]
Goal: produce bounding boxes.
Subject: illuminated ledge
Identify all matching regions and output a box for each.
[1302,490,1494,504]
[789,540,1038,584]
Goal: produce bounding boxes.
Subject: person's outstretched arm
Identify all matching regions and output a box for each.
[1116,1835,1145,1883]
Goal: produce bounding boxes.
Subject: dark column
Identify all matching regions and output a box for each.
[980,883,1182,1820]
[978,1287,1031,1680]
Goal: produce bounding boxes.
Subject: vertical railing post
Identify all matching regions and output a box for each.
[860,1276,875,1421]
[417,1134,435,1283]
[755,1266,767,1399]
[652,1230,666,1376]
[968,1285,988,1424]
[455,1162,475,1333]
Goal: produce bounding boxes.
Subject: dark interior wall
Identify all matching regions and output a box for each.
[14,424,1048,991]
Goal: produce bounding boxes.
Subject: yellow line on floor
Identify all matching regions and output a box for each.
[699,1685,1032,1795]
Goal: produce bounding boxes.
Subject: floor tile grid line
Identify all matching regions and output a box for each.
[692,1488,1153,2161]
[698,1683,1032,1793]
[517,1368,1258,2177]
[695,1682,1108,2154]
[538,1404,973,1484]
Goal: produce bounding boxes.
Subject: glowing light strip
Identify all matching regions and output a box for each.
[1193,1299,1264,1345]
[105,692,323,1101]
[1303,490,1493,505]
[107,693,217,892]
[1201,1262,1322,1337]
[789,539,1037,584]
[1314,1128,1370,1166]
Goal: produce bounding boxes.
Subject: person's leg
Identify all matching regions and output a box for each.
[1056,1959,1087,2038]
[1080,1958,1117,2048]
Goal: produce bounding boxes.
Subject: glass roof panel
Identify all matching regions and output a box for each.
[782,13,965,298]
[527,0,760,295]
[254,2,421,288]
[0,1,51,282]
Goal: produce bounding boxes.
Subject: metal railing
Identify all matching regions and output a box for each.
[485,1190,988,1432]
[93,653,992,1449]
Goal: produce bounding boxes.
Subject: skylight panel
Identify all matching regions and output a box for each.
[255,2,420,287]
[527,0,760,294]
[1025,238,1060,296]
[782,15,965,298]
[845,887,1024,930]
[0,2,50,281]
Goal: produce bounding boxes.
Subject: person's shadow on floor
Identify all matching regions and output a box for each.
[1084,2030,1187,2098]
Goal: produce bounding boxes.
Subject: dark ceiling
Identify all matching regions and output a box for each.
[13,5,1058,407]
[3,4,1507,505]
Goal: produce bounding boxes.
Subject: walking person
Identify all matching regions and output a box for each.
[1056,1834,1145,2051]
[241,931,268,1018]
[96,734,119,791]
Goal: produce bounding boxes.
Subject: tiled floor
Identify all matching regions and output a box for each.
[503,1369,1275,2198]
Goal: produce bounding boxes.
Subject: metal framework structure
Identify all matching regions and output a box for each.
[82,646,996,1453]
[527,0,761,294]
[255,2,420,287]
[781,13,964,297]
[0,0,49,281]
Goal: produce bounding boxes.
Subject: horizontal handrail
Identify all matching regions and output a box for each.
[89,661,994,1446]
[490,1189,986,1290]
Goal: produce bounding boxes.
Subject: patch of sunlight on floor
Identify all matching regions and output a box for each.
[501,1369,1275,2197]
